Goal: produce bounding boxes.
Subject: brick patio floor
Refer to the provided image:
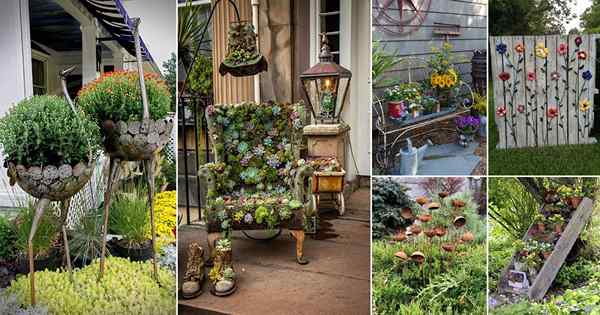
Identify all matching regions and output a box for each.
[177,188,371,315]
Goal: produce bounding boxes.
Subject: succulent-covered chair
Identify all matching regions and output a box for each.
[200,102,315,265]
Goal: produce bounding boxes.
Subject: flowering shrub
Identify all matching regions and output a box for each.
[5,257,175,314]
[455,115,481,134]
[77,71,170,123]
[0,95,101,166]
[154,190,176,249]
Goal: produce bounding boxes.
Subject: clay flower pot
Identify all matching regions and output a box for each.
[536,222,546,233]
[417,214,432,222]
[434,226,447,237]
[461,231,474,242]
[424,229,436,238]
[567,197,583,209]
[451,199,465,208]
[542,251,552,260]
[554,224,563,234]
[101,117,174,161]
[394,251,408,260]
[438,192,449,198]
[410,224,422,235]
[7,161,94,200]
[400,207,414,220]
[442,243,456,252]
[415,196,429,206]
[410,251,425,264]
[453,216,467,228]
[393,231,407,242]
[425,202,440,210]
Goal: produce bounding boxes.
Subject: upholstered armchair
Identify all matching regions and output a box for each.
[199,102,315,264]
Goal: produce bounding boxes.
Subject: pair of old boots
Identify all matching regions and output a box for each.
[181,241,236,299]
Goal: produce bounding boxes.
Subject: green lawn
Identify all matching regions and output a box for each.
[489,83,600,175]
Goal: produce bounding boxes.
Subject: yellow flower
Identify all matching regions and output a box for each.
[535,42,549,58]
[580,99,591,112]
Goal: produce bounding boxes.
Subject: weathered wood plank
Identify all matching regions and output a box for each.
[528,198,595,300]
[491,36,508,149]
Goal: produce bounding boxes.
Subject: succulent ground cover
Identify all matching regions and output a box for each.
[372,178,486,314]
[489,178,600,314]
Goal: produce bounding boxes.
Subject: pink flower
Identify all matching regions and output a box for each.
[517,105,525,113]
[496,106,507,117]
[547,106,558,119]
[558,43,568,55]
[498,72,510,81]
[527,72,536,81]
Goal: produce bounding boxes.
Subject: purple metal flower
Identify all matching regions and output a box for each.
[583,70,593,81]
[496,43,507,54]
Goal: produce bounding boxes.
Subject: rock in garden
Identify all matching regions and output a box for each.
[58,164,72,178]
[215,280,234,293]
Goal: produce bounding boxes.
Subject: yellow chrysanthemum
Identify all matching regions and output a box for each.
[535,42,549,58]
[580,99,591,112]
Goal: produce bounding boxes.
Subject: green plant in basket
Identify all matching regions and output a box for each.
[0,95,101,166]
[109,191,150,247]
[77,71,170,124]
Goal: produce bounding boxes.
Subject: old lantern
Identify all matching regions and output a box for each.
[300,34,352,124]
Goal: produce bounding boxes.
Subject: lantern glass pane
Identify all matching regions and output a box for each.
[335,77,350,118]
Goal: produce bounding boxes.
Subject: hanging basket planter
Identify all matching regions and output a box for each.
[453,216,467,228]
[425,202,440,210]
[394,251,408,261]
[102,117,174,161]
[219,22,268,77]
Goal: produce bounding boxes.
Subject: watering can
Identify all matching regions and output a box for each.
[396,138,432,175]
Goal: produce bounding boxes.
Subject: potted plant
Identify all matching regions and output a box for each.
[533,213,546,234]
[385,82,423,121]
[539,242,553,260]
[472,92,487,137]
[427,42,461,108]
[384,85,407,121]
[548,214,565,234]
[209,238,237,296]
[421,95,440,114]
[219,22,267,77]
[455,115,480,147]
[525,253,541,279]
[557,185,584,209]
[109,191,152,261]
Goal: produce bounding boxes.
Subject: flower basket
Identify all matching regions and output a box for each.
[455,115,481,147]
[7,162,94,200]
[219,22,268,77]
[101,117,174,161]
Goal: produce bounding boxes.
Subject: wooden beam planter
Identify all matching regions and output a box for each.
[498,197,594,300]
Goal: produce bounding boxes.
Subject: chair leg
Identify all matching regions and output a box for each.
[290,229,308,265]
[145,157,159,283]
[60,198,73,281]
[29,198,50,305]
[99,157,120,280]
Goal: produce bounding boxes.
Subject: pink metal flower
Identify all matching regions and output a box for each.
[527,72,536,81]
[558,43,568,56]
[496,106,507,117]
[578,51,587,60]
[498,72,510,81]
[547,106,559,119]
[517,105,525,113]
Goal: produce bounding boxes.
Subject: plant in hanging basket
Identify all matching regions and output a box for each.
[415,196,429,206]
[77,71,173,161]
[0,96,101,200]
[219,22,267,77]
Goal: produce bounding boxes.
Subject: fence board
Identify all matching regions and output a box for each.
[490,34,598,148]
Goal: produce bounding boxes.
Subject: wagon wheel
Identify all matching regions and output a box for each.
[242,229,282,241]
[337,192,345,216]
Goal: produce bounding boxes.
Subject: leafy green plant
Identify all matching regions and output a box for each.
[372,41,402,88]
[77,71,170,123]
[69,208,105,264]
[14,203,59,255]
[109,192,150,246]
[187,53,213,96]
[5,257,175,314]
[488,177,540,239]
[384,82,422,103]
[472,92,487,116]
[0,216,17,261]
[0,95,101,166]
[372,178,416,239]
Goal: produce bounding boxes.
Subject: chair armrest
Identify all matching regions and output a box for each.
[291,162,315,215]
[198,162,225,200]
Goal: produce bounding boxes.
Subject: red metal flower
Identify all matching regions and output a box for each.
[527,72,536,81]
[558,43,568,56]
[547,106,558,119]
[496,106,507,117]
[517,105,525,113]
[498,72,510,81]
[578,51,587,60]
[515,43,525,53]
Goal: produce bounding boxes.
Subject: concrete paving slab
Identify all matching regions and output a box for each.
[419,142,481,175]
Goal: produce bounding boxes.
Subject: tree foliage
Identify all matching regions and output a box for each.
[372,178,415,239]
[490,0,575,35]
[581,0,600,33]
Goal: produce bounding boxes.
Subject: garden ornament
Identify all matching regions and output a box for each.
[396,138,432,175]
[219,21,267,77]
[181,243,205,299]
[209,239,236,296]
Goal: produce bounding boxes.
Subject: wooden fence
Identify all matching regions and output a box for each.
[490,35,598,149]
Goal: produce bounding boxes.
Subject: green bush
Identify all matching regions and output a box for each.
[0,95,101,166]
[14,203,59,255]
[77,71,170,123]
[0,216,17,261]
[69,208,105,263]
[109,192,150,246]
[372,178,416,239]
[5,256,175,314]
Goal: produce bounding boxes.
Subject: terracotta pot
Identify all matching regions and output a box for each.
[417,214,432,222]
[388,101,405,120]
[442,243,456,252]
[536,223,546,233]
[554,224,563,234]
[434,226,447,237]
[400,207,414,220]
[543,251,552,260]
[451,199,465,208]
[461,231,474,242]
[453,216,467,228]
[518,250,529,257]
[393,231,407,242]
[410,224,422,235]
[425,202,440,210]
[415,196,429,206]
[568,197,583,209]
[410,251,425,263]
[394,251,408,260]
[438,192,449,198]
[424,229,436,238]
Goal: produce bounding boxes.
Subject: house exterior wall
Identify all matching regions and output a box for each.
[372,0,488,94]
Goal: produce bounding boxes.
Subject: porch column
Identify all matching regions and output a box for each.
[81,22,97,83]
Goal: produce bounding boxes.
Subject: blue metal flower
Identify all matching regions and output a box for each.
[583,70,593,81]
[496,43,507,55]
